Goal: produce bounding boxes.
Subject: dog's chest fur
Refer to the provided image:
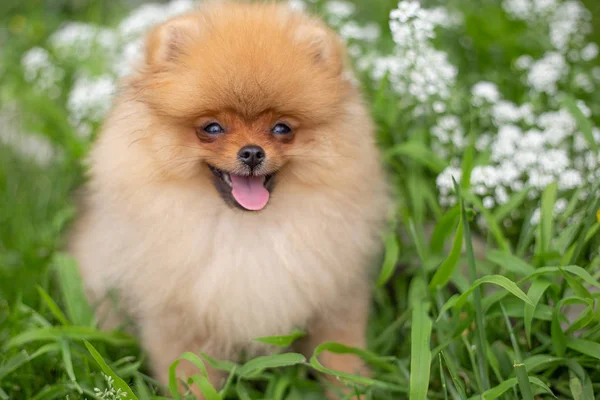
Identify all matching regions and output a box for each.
[87,182,379,352]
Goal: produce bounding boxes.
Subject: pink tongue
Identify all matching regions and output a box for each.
[230,175,270,211]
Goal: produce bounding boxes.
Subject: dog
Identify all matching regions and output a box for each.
[68,1,390,397]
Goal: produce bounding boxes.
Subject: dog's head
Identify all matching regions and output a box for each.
[128,2,358,211]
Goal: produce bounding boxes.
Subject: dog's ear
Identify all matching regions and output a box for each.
[145,14,202,66]
[295,22,346,75]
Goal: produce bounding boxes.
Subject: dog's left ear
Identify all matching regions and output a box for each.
[145,14,202,67]
[295,22,346,76]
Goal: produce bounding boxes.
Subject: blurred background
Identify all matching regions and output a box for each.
[1,0,600,399]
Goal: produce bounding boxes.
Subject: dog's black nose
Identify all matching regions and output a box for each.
[238,145,265,168]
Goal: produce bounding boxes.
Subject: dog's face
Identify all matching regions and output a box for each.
[130,4,352,211]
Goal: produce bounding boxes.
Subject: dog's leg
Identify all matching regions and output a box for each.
[140,317,226,399]
[301,287,371,399]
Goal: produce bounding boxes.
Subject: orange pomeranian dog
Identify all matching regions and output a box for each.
[69,1,390,398]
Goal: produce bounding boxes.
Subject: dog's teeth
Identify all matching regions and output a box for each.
[223,173,232,187]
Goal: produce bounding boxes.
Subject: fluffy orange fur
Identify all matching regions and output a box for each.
[69,1,390,398]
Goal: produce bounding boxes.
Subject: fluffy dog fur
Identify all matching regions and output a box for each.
[69,1,390,397]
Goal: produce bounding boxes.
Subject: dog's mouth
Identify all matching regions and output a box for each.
[208,165,276,211]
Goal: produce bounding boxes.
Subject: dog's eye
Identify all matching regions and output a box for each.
[271,123,292,135]
[203,123,225,135]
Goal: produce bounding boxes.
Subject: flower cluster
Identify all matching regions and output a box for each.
[20,0,197,137]
[369,1,458,105]
[94,373,128,399]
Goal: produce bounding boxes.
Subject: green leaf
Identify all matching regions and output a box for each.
[561,94,597,152]
[524,278,552,347]
[200,352,238,373]
[440,352,467,400]
[189,374,222,400]
[485,250,536,276]
[0,344,59,380]
[83,340,139,400]
[467,377,554,400]
[493,187,530,222]
[60,339,82,393]
[5,326,135,349]
[238,353,305,378]
[179,352,210,377]
[437,275,533,319]
[385,141,448,173]
[520,265,600,289]
[429,216,463,290]
[566,338,600,360]
[310,342,405,391]
[409,300,432,400]
[377,231,400,287]
[500,303,533,400]
[53,253,94,327]
[551,297,593,357]
[523,355,563,373]
[462,192,510,251]
[36,286,70,326]
[253,330,306,348]
[538,182,557,256]
[430,206,460,254]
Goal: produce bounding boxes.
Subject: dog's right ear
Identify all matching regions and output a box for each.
[145,14,202,67]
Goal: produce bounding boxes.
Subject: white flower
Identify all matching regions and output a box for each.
[576,100,592,118]
[288,0,306,11]
[515,55,534,70]
[325,1,355,18]
[559,169,583,190]
[339,22,380,42]
[521,129,546,149]
[436,167,462,195]
[495,186,510,204]
[538,148,569,174]
[580,43,599,61]
[549,1,591,52]
[471,166,500,188]
[503,0,532,19]
[67,74,116,130]
[531,208,541,225]
[554,198,568,214]
[527,52,567,94]
[50,22,118,60]
[472,81,500,106]
[573,73,594,92]
[538,109,577,145]
[492,101,522,124]
[20,47,64,96]
[483,196,495,209]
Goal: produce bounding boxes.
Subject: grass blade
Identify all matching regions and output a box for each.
[36,286,70,326]
[429,216,463,290]
[538,182,557,256]
[566,338,600,360]
[377,231,400,287]
[430,206,460,254]
[5,326,135,349]
[53,252,94,327]
[455,179,490,390]
[485,250,536,276]
[409,300,432,400]
[60,339,82,393]
[189,374,222,400]
[500,303,533,400]
[524,278,552,347]
[253,329,306,348]
[385,141,448,173]
[437,275,533,317]
[83,340,139,400]
[238,353,305,378]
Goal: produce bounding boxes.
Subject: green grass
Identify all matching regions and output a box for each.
[2,0,600,399]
